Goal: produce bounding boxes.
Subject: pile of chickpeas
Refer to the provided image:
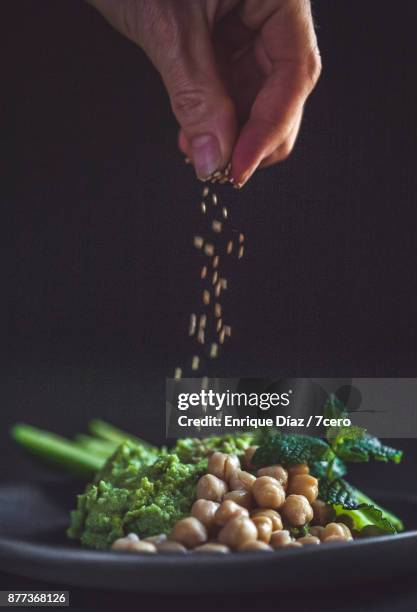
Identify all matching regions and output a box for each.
[111,447,353,554]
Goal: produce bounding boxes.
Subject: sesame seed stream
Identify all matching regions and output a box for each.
[173,166,245,382]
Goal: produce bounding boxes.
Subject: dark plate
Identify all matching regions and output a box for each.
[0,482,416,593]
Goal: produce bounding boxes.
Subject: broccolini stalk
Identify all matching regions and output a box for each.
[74,434,119,459]
[11,424,104,478]
[88,419,157,451]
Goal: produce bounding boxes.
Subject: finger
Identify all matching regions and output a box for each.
[143,3,237,180]
[259,110,303,168]
[231,0,321,186]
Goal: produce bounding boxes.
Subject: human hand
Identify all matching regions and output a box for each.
[88,0,321,187]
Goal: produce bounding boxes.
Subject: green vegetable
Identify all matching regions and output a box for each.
[252,432,333,467]
[333,432,402,464]
[11,424,104,478]
[68,443,205,549]
[324,394,402,464]
[88,419,157,451]
[310,456,347,480]
[318,477,359,509]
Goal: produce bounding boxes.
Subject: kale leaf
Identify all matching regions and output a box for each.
[318,477,359,509]
[252,432,333,467]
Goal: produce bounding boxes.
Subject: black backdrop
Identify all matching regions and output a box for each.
[1,0,417,524]
[1,1,417,607]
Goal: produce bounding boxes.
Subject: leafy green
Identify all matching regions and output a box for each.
[252,432,333,467]
[324,394,402,464]
[310,456,347,480]
[319,477,359,510]
[334,432,402,464]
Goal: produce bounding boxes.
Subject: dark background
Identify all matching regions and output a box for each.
[1,0,416,608]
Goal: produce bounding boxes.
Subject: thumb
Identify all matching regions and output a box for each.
[147,9,237,180]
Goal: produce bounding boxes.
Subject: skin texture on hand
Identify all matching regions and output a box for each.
[87,0,321,187]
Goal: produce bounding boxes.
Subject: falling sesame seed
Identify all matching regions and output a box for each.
[215,303,222,318]
[226,241,233,254]
[174,367,182,379]
[212,220,222,233]
[201,202,207,214]
[212,271,219,285]
[238,245,244,259]
[239,233,245,243]
[215,282,222,297]
[213,256,219,268]
[194,236,204,249]
[222,207,228,219]
[219,328,226,344]
[191,356,200,370]
[200,266,207,279]
[203,290,210,305]
[202,186,209,197]
[204,243,215,256]
[199,314,207,329]
[197,329,205,344]
[184,157,191,165]
[212,194,218,206]
[213,171,222,179]
[216,319,222,332]
[201,376,209,391]
[189,313,197,336]
[210,343,218,359]
[224,325,232,337]
[220,278,228,289]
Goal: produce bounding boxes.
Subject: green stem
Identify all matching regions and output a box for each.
[11,424,104,478]
[88,419,156,450]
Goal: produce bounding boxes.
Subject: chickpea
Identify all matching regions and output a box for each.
[288,464,309,476]
[208,452,240,481]
[250,508,283,531]
[283,541,303,549]
[270,530,292,548]
[224,489,254,509]
[252,476,286,509]
[143,533,167,545]
[243,445,258,470]
[311,500,335,526]
[196,474,228,502]
[126,532,140,542]
[214,500,249,526]
[322,535,348,544]
[287,474,318,503]
[229,470,256,492]
[281,494,314,526]
[194,543,230,554]
[129,541,157,554]
[322,522,352,541]
[170,517,207,549]
[309,525,325,540]
[157,541,188,553]
[297,535,320,545]
[112,537,137,552]
[256,465,288,489]
[218,516,258,550]
[252,515,273,543]
[239,540,273,552]
[191,499,220,530]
